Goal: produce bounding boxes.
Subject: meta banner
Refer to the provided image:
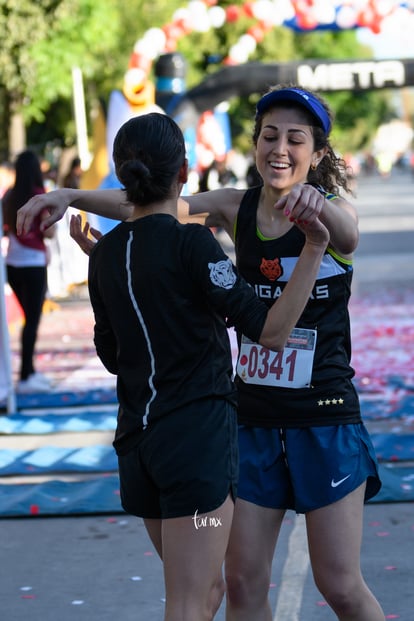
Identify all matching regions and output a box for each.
[169,58,414,124]
[294,59,407,91]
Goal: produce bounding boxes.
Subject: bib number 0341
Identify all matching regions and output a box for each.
[237,328,317,388]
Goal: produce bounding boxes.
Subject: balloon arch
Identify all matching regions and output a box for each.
[124,0,414,90]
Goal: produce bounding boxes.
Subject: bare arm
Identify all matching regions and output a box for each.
[16,188,132,236]
[178,187,244,241]
[40,211,56,239]
[258,218,329,351]
[275,184,358,258]
[319,195,359,256]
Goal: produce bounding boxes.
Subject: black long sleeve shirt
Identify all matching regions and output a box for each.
[88,214,268,454]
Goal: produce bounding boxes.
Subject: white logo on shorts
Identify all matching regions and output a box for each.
[331,474,351,488]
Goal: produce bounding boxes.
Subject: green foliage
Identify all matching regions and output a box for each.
[0,0,120,121]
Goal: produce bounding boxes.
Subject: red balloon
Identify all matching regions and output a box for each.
[164,38,178,52]
[128,52,152,73]
[175,17,192,36]
[226,5,241,23]
[247,25,266,42]
[369,19,382,34]
[357,9,375,28]
[223,56,238,66]
[258,19,274,32]
[296,10,318,30]
[163,22,185,41]
[242,2,255,19]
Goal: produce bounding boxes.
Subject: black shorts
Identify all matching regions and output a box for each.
[118,399,238,519]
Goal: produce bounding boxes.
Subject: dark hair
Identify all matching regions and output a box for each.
[70,156,81,170]
[252,84,352,196]
[112,113,186,206]
[2,150,45,233]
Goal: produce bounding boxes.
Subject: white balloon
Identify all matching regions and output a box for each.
[238,34,257,55]
[142,28,166,49]
[336,5,357,29]
[172,7,190,22]
[375,0,395,18]
[124,68,146,88]
[268,10,286,27]
[228,43,250,64]
[312,0,336,24]
[251,0,274,21]
[274,0,296,22]
[187,0,210,32]
[134,28,166,58]
[208,6,226,29]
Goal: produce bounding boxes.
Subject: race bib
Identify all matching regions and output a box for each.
[236,328,317,388]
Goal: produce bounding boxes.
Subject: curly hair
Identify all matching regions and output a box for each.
[252,84,354,197]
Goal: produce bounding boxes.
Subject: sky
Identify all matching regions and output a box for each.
[357,12,414,59]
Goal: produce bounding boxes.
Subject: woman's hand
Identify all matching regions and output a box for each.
[274,183,325,225]
[295,215,330,248]
[70,214,102,256]
[275,183,330,247]
[275,182,358,256]
[17,188,78,235]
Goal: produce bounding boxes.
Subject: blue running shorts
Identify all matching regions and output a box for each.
[237,423,381,514]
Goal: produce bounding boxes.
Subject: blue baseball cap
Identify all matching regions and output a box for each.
[256,87,331,136]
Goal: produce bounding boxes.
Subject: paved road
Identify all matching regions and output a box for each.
[1,169,413,621]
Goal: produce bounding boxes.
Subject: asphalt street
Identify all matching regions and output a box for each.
[1,168,414,621]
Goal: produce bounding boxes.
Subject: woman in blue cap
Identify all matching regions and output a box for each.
[17,85,384,620]
[184,83,384,621]
[216,85,385,621]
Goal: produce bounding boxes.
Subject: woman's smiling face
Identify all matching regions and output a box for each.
[255,106,324,195]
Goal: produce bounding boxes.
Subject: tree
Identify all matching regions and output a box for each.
[0,0,120,157]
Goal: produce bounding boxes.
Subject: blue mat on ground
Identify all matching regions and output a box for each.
[371,434,414,462]
[0,464,411,518]
[0,445,117,476]
[1,387,414,516]
[1,434,413,478]
[2,393,413,431]
[0,411,117,435]
[14,387,117,410]
[360,394,414,421]
[0,475,122,517]
[369,464,414,504]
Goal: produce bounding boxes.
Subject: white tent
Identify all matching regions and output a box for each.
[0,204,16,413]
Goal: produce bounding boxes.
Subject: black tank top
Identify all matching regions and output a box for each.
[234,186,361,428]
